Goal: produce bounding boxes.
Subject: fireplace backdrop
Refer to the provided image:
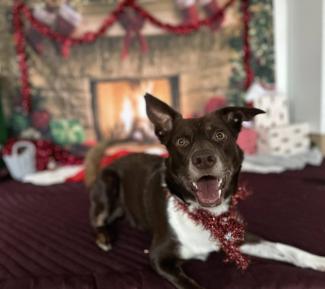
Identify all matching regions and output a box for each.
[91,76,179,140]
[0,0,275,144]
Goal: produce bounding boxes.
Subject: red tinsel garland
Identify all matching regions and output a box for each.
[132,0,236,34]
[174,186,250,270]
[242,0,254,90]
[13,2,31,113]
[12,0,253,114]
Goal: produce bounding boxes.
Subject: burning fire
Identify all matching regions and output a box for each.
[120,81,153,132]
[120,96,133,136]
[96,78,172,140]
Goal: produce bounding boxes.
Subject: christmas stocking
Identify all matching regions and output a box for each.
[55,3,81,37]
[26,4,56,54]
[175,0,199,25]
[118,8,147,59]
[199,0,224,30]
[54,3,82,57]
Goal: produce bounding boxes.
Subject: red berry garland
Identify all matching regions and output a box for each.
[174,186,250,270]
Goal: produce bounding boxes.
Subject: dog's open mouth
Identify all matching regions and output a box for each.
[192,176,225,207]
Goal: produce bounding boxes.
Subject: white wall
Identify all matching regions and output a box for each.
[274,0,325,134]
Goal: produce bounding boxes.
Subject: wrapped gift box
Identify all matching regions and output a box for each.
[253,95,289,129]
[257,123,310,155]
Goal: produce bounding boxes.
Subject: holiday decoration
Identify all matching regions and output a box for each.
[26,1,81,56]
[3,139,83,171]
[258,123,310,156]
[55,3,81,37]
[25,3,56,54]
[252,93,310,156]
[118,7,147,59]
[13,1,31,113]
[253,94,289,129]
[55,3,82,56]
[50,119,85,146]
[227,0,274,105]
[173,186,250,270]
[199,0,224,30]
[2,140,37,180]
[175,0,199,24]
[11,0,249,114]
[31,109,51,133]
[30,94,51,133]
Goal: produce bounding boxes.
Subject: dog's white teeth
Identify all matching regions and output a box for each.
[218,189,222,197]
[192,182,198,189]
[218,179,222,186]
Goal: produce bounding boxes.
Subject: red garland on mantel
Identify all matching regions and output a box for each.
[174,186,251,270]
[12,0,253,114]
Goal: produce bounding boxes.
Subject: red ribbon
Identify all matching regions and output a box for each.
[12,0,253,114]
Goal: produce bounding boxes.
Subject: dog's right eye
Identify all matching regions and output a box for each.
[176,137,190,148]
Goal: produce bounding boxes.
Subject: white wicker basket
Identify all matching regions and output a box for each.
[3,141,36,181]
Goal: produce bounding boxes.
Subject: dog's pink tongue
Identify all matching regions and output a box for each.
[196,177,220,205]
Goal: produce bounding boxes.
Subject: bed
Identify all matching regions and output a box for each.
[1,160,325,289]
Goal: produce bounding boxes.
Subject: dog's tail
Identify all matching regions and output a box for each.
[84,137,133,188]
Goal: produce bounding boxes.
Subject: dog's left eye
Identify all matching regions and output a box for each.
[176,137,190,147]
[213,131,226,141]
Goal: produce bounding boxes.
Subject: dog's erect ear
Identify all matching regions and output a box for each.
[145,93,181,142]
[219,106,265,137]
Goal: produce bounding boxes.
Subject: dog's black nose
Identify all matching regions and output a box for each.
[191,150,216,170]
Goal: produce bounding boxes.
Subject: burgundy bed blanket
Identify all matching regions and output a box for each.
[1,162,325,289]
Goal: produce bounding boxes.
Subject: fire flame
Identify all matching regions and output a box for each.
[120,96,133,135]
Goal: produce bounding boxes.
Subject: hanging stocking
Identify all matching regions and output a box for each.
[25,4,56,54]
[118,8,148,60]
[55,3,81,37]
[54,3,82,57]
[199,0,224,30]
[175,0,199,25]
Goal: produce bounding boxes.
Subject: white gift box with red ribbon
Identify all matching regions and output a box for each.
[257,123,310,155]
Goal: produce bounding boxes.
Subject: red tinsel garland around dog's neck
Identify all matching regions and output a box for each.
[170,186,250,270]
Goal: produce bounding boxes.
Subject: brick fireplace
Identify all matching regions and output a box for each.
[23,0,239,141]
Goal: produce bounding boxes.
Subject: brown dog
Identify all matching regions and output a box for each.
[86,93,325,289]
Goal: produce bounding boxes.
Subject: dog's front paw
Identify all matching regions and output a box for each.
[313,258,325,272]
[305,256,325,272]
[96,233,112,252]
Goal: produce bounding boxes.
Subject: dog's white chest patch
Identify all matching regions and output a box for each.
[167,197,230,261]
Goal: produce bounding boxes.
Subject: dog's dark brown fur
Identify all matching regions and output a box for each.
[86,93,264,289]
